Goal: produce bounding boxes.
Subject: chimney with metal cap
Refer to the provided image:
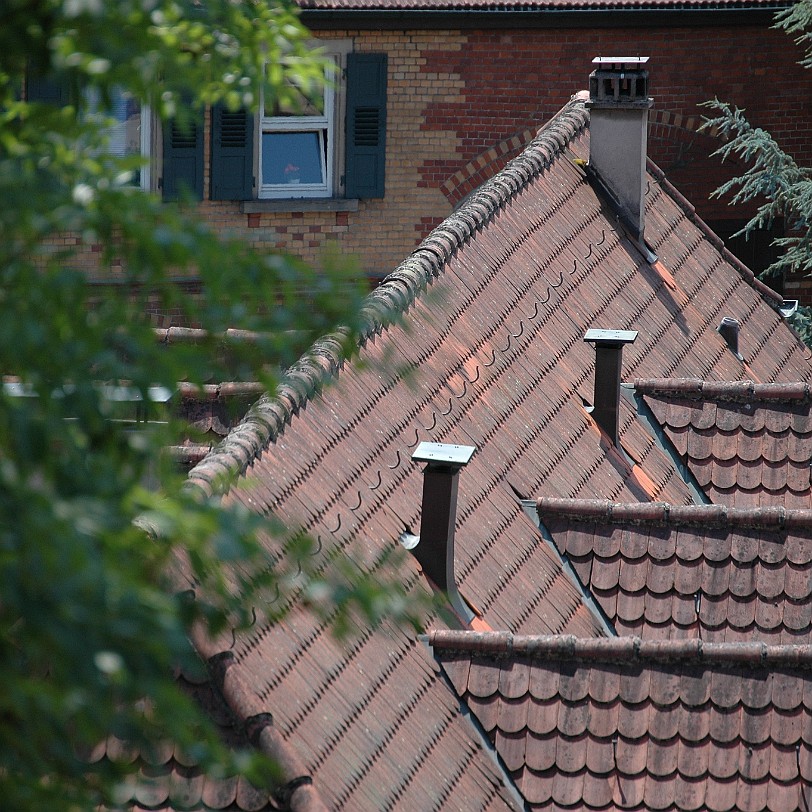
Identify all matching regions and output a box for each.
[407,441,475,622]
[586,57,653,241]
[584,328,638,445]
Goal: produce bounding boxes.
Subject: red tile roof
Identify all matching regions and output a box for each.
[181,90,812,808]
[635,379,812,508]
[537,497,812,643]
[430,630,812,812]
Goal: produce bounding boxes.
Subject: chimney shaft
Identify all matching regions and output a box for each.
[416,466,460,591]
[410,442,475,621]
[584,329,638,445]
[586,57,653,241]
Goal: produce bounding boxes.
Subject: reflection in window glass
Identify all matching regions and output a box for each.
[261,132,325,185]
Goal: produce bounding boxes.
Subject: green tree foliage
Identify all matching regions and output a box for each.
[0,2,418,808]
[700,0,812,342]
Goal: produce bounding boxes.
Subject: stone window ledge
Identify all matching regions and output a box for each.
[241,198,359,214]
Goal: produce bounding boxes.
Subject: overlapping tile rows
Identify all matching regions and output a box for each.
[636,379,812,508]
[537,498,812,643]
[432,631,812,812]
[179,92,812,808]
[91,672,280,811]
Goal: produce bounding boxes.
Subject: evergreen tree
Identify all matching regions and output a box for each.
[701,0,812,341]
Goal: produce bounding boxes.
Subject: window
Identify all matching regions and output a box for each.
[26,77,152,191]
[85,87,151,190]
[258,45,344,199]
[163,49,387,203]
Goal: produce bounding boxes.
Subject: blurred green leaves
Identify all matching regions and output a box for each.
[0,2,418,809]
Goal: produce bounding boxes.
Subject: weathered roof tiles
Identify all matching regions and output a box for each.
[431,630,812,812]
[537,498,812,643]
[635,379,812,508]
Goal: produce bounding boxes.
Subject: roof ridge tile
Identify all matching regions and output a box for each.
[648,161,783,307]
[538,498,812,530]
[429,631,812,668]
[634,378,812,404]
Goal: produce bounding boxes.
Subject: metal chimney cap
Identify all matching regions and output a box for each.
[584,329,639,346]
[592,56,649,68]
[412,441,475,468]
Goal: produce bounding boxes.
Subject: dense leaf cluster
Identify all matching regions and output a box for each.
[0,2,420,808]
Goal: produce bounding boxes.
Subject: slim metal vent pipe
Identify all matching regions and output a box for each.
[718,317,744,361]
[408,442,475,622]
[584,328,639,446]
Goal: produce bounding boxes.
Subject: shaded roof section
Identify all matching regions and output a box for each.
[431,630,812,812]
[635,379,812,508]
[537,498,812,643]
[92,667,313,812]
[184,91,812,808]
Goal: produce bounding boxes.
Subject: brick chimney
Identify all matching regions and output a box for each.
[586,57,653,241]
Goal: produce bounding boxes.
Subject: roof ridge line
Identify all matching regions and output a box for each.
[633,376,811,402]
[536,496,812,529]
[647,159,784,308]
[186,94,589,498]
[428,630,812,667]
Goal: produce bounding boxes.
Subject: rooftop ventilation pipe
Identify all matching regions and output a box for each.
[718,316,744,361]
[586,56,653,242]
[407,441,475,622]
[584,328,639,446]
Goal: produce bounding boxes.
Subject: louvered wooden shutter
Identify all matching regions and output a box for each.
[210,106,254,200]
[26,74,71,106]
[162,114,204,201]
[345,53,387,199]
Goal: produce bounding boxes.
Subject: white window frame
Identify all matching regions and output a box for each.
[258,40,350,200]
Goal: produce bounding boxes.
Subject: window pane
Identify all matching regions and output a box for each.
[262,131,325,185]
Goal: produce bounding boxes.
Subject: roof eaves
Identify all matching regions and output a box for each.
[186,94,589,498]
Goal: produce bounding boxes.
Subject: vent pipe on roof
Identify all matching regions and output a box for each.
[584,329,639,446]
[407,441,475,622]
[586,57,653,242]
[718,316,744,361]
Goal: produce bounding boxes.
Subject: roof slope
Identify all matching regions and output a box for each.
[185,92,812,808]
[431,630,812,812]
[537,498,812,643]
[635,379,812,508]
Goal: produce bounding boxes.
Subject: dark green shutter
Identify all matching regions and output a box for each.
[26,74,71,106]
[210,106,254,200]
[162,113,204,201]
[345,53,387,199]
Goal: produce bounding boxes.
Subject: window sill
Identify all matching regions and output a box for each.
[241,198,359,214]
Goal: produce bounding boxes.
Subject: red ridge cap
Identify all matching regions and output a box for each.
[429,631,812,668]
[536,498,812,529]
[633,378,811,403]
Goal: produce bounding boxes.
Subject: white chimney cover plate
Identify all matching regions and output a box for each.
[412,441,475,466]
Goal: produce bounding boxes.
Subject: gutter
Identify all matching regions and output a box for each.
[302,7,785,30]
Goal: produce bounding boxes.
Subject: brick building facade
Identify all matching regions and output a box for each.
[47,1,812,298]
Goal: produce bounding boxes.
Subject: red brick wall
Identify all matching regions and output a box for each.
[63,21,812,301]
